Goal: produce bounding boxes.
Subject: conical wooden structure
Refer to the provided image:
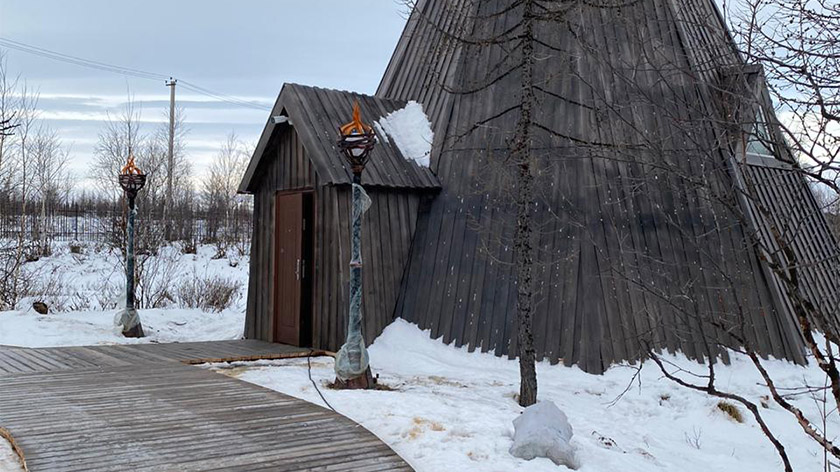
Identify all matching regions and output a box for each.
[241,0,840,374]
[375,0,839,373]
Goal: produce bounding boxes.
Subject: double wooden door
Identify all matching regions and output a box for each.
[273,192,312,346]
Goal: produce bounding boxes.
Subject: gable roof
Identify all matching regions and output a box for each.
[239,83,440,193]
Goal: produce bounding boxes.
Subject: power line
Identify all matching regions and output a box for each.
[0,36,271,111]
[179,80,269,111]
[0,37,168,81]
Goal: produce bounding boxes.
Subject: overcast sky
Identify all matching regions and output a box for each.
[0,0,409,187]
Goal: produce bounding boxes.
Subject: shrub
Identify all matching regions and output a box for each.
[176,274,242,313]
[181,239,197,255]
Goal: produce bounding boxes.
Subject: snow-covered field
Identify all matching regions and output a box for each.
[214,320,839,472]
[0,308,244,347]
[0,242,248,346]
[2,243,837,471]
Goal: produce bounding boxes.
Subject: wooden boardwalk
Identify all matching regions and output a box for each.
[0,341,412,471]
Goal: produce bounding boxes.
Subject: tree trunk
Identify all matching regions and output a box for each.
[513,0,538,408]
[39,198,47,255]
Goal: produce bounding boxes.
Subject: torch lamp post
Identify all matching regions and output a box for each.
[333,101,377,389]
[115,153,147,338]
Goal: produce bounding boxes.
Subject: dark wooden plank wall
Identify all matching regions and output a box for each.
[246,126,423,350]
[381,0,812,373]
[744,162,840,335]
[314,185,422,349]
[245,126,315,342]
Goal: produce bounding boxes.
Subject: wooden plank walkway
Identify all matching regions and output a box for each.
[0,341,412,471]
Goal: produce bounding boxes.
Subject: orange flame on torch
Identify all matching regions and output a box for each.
[121,154,142,175]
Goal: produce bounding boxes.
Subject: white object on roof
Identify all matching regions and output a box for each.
[375,101,434,168]
[272,115,291,125]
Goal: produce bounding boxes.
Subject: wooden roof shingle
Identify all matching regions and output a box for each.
[239,83,441,193]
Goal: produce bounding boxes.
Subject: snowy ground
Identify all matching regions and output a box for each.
[0,308,244,347]
[211,320,839,472]
[0,242,247,347]
[0,437,23,472]
[3,242,837,471]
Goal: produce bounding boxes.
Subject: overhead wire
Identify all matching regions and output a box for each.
[0,36,271,111]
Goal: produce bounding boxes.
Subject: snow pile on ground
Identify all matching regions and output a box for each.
[510,401,578,469]
[375,101,434,167]
[0,308,244,347]
[0,437,23,472]
[0,242,248,347]
[217,319,839,472]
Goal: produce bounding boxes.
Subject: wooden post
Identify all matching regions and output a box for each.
[164,78,176,241]
[122,192,144,338]
[333,173,373,390]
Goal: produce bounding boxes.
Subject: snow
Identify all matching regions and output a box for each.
[0,437,23,472]
[375,101,434,167]
[0,308,244,348]
[3,243,838,472]
[510,401,578,468]
[0,242,248,347]
[213,319,840,472]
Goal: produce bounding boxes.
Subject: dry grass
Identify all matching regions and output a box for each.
[717,401,745,423]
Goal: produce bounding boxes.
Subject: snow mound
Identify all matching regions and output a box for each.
[375,101,434,167]
[510,401,579,469]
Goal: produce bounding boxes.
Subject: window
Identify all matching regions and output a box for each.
[745,107,776,157]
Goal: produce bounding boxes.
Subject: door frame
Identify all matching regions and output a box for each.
[273,189,315,347]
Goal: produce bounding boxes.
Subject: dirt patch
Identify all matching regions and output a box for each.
[404,417,447,440]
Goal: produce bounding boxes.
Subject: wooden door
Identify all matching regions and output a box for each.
[274,192,305,345]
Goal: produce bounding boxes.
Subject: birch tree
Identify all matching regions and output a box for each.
[201,132,248,256]
[30,126,72,255]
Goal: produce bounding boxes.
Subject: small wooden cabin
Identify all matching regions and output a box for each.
[238,84,439,348]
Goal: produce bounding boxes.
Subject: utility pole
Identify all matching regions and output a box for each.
[164,78,176,241]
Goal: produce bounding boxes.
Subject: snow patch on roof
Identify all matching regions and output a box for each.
[375,101,433,168]
[373,120,390,145]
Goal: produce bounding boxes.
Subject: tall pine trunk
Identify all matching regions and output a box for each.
[513,0,538,408]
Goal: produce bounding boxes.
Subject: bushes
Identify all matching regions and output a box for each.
[176,273,242,313]
[0,242,247,314]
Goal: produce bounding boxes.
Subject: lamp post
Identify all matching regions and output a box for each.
[334,101,377,390]
[115,153,147,338]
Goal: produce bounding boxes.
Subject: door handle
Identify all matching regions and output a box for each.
[295,259,301,281]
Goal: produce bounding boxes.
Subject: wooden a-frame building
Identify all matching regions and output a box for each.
[240,0,840,373]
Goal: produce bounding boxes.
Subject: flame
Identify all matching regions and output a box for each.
[339,101,374,136]
[121,153,143,175]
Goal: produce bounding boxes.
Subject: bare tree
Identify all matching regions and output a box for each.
[0,77,38,310]
[30,125,72,255]
[201,132,248,256]
[728,0,840,193]
[90,96,142,201]
[0,51,19,197]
